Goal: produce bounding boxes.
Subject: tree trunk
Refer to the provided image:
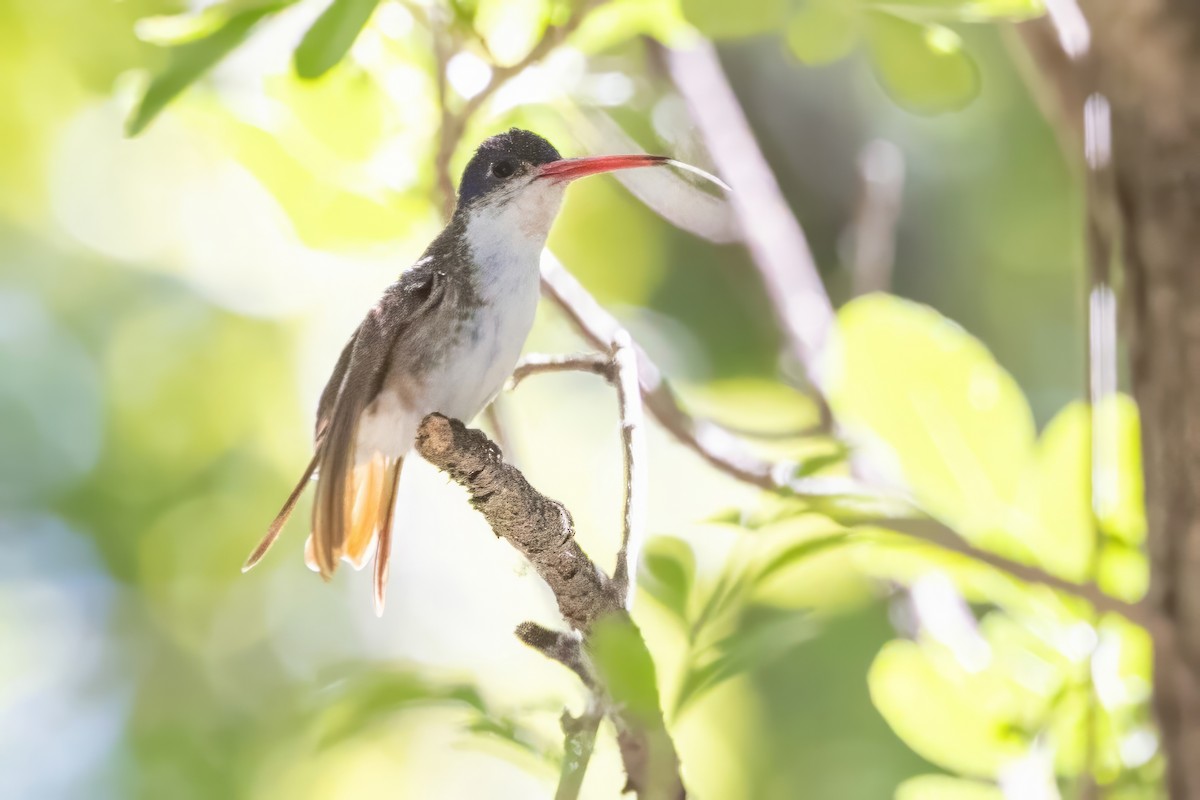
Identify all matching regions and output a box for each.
[1022,3,1200,796]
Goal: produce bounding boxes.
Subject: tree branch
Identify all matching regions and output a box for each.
[508,338,648,609]
[849,139,906,297]
[660,41,834,420]
[540,251,868,499]
[610,330,647,608]
[872,516,1156,630]
[515,621,594,689]
[430,0,601,217]
[553,697,604,800]
[510,352,613,388]
[414,414,685,799]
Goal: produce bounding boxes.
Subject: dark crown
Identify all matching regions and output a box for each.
[456,128,562,208]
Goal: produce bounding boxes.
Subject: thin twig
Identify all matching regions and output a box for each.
[541,251,866,499]
[431,0,601,217]
[507,340,648,610]
[515,621,594,689]
[610,331,647,609]
[427,4,457,220]
[873,517,1155,630]
[540,219,1146,626]
[849,139,905,297]
[660,41,835,420]
[457,0,600,123]
[554,698,605,800]
[510,352,612,388]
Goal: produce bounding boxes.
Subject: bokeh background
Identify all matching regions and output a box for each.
[0,0,1154,798]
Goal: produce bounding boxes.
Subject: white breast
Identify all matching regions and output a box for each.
[427,188,562,419]
[353,183,563,463]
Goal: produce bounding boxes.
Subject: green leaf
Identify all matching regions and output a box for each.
[314,670,486,746]
[572,0,693,52]
[867,0,1044,23]
[127,3,292,136]
[786,1,861,65]
[1011,395,1145,584]
[864,11,980,113]
[589,615,665,723]
[1093,394,1147,546]
[266,67,387,161]
[294,0,381,80]
[464,715,555,764]
[1012,401,1094,581]
[869,640,1027,775]
[753,531,851,586]
[473,0,549,65]
[639,536,696,622]
[830,294,1034,543]
[674,605,816,717]
[896,774,1004,800]
[680,0,790,39]
[1097,540,1149,603]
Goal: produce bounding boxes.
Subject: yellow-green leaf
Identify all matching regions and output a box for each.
[786,1,860,65]
[639,535,696,621]
[869,640,1026,775]
[867,0,1044,23]
[680,0,790,39]
[864,11,980,113]
[294,0,381,80]
[127,3,291,136]
[830,294,1035,542]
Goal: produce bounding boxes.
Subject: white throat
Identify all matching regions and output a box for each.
[463,182,565,296]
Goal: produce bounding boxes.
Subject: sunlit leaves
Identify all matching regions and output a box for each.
[674,605,817,717]
[224,118,433,247]
[294,0,382,79]
[754,532,851,586]
[1013,401,1095,581]
[864,12,980,113]
[779,0,1044,113]
[868,0,1045,23]
[266,68,388,162]
[680,0,790,39]
[869,639,1028,775]
[831,294,1036,544]
[474,0,550,65]
[572,0,693,53]
[590,616,665,722]
[313,670,486,746]
[127,2,293,136]
[641,526,853,718]
[640,535,696,622]
[786,1,859,66]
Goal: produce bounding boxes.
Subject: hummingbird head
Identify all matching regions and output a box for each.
[455,128,674,255]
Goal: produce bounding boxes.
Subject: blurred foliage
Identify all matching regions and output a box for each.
[0,0,1161,798]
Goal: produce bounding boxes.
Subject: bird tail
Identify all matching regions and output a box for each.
[242,450,403,614]
[242,449,321,573]
[301,454,403,616]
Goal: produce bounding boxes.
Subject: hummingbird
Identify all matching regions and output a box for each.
[242,128,724,615]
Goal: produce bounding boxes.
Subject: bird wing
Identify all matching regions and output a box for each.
[243,264,446,576]
[310,264,447,579]
[315,331,356,444]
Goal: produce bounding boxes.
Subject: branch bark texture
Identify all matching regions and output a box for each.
[415,414,685,799]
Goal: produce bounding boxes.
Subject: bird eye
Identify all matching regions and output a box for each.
[491,160,516,179]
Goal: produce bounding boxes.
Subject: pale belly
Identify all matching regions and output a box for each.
[352,277,539,464]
